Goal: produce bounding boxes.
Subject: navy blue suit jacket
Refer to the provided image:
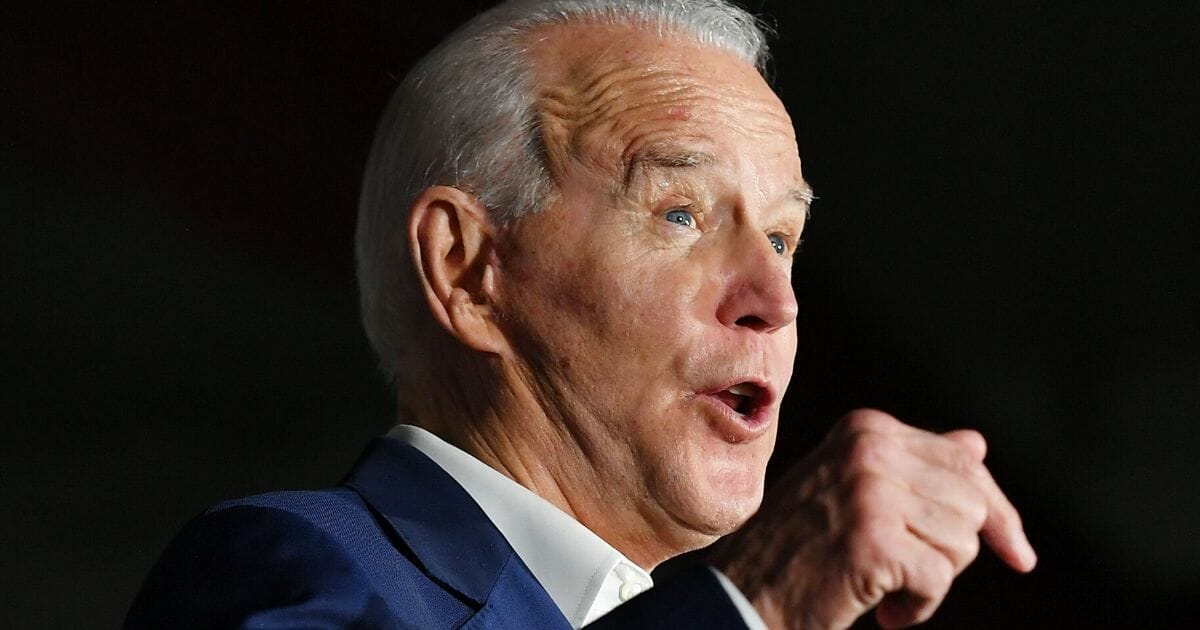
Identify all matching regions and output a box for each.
[127,437,749,628]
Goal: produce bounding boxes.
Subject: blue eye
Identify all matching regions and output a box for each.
[664,208,697,228]
[768,234,787,255]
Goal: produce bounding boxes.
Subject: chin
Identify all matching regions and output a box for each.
[656,442,770,542]
[636,402,776,554]
[700,464,767,533]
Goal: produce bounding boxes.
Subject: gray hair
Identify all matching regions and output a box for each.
[356,0,771,384]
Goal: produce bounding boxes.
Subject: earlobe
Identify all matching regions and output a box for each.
[408,186,508,355]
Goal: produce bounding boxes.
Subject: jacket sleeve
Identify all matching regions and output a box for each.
[125,504,400,629]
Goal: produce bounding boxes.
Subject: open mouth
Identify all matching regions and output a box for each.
[709,382,766,417]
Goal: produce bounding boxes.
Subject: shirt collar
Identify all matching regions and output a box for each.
[388,425,653,627]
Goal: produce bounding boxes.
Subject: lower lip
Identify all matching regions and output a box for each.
[698,394,773,441]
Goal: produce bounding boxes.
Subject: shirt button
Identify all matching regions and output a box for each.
[618,580,646,602]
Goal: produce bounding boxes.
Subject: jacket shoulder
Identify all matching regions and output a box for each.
[126,487,473,629]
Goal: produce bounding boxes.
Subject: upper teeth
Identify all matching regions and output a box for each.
[728,383,757,397]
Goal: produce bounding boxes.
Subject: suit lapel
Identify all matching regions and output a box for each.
[342,437,515,606]
[344,438,572,627]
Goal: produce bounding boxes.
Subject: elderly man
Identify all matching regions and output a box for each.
[128,1,1035,628]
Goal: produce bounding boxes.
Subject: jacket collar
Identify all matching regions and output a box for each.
[342,437,516,606]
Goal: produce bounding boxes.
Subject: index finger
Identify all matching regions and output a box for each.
[971,460,1038,572]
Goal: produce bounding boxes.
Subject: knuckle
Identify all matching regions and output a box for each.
[964,495,990,529]
[961,428,987,450]
[961,534,982,566]
[848,564,887,606]
[847,471,892,514]
[949,446,982,477]
[932,555,955,592]
[910,554,954,600]
[905,562,954,624]
[849,549,900,602]
[846,432,893,472]
[842,408,896,434]
[945,534,981,573]
[846,515,896,564]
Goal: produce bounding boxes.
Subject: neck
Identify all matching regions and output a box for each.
[401,358,690,569]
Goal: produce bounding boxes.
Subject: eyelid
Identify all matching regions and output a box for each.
[665,209,695,229]
[767,233,787,255]
[767,230,802,256]
[661,202,703,230]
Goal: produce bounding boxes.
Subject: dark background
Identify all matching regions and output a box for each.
[4,2,1197,627]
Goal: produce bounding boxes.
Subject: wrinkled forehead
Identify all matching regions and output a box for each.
[527,21,801,185]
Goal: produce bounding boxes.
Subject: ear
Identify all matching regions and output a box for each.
[407,186,507,356]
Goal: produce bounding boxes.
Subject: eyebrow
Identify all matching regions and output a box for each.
[622,146,716,190]
[621,145,817,215]
[790,184,816,218]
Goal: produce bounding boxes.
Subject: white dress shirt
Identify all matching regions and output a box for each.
[389,425,766,629]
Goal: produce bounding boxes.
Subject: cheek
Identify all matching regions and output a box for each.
[559,249,706,347]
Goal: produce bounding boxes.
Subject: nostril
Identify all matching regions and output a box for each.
[717,278,797,332]
[734,315,770,331]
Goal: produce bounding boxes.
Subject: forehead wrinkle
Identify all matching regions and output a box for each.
[613,98,800,202]
[711,92,794,142]
[543,65,704,140]
[539,66,662,172]
[614,88,801,196]
[533,30,799,196]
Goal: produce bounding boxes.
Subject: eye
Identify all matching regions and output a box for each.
[663,207,697,229]
[768,233,788,255]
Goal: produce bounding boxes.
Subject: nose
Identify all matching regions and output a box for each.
[714,233,799,334]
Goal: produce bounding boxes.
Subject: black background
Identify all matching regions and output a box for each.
[4,2,1198,627]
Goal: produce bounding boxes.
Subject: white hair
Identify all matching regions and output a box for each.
[356,0,771,384]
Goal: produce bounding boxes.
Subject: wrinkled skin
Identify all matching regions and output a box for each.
[710,410,1036,628]
[475,22,808,566]
[409,20,1035,629]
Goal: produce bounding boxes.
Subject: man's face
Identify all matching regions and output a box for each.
[493,24,808,549]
